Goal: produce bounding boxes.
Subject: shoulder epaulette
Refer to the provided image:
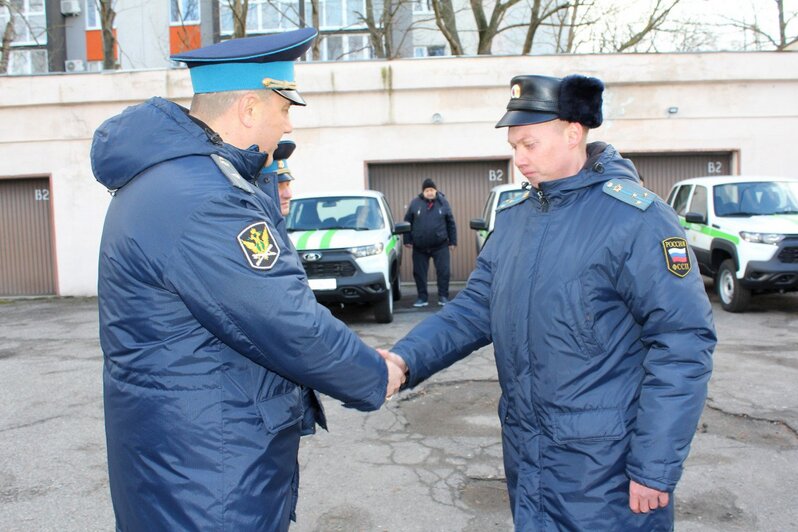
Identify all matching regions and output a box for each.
[497,190,533,213]
[211,154,254,194]
[601,179,654,211]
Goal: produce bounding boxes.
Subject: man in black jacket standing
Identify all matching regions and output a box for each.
[404,178,457,307]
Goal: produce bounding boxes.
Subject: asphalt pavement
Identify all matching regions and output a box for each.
[0,283,796,531]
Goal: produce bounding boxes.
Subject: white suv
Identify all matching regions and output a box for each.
[286,190,410,323]
[666,176,798,312]
[469,184,526,252]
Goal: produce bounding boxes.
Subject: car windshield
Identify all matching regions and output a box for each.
[498,190,525,208]
[287,196,385,231]
[713,181,798,217]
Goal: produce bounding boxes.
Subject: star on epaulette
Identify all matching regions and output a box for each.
[602,179,654,211]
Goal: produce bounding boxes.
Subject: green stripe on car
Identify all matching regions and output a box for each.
[679,219,740,244]
[295,230,317,250]
[319,229,337,249]
[385,235,398,255]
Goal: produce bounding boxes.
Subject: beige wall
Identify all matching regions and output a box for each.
[1,52,796,295]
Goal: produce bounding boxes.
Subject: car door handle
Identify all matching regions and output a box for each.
[712,224,720,229]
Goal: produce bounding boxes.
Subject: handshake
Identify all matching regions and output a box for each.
[377,348,408,400]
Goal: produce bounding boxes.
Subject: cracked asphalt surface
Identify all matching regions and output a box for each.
[0,282,796,531]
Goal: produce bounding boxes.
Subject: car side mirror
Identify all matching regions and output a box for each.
[470,218,488,231]
[393,221,411,234]
[685,212,707,225]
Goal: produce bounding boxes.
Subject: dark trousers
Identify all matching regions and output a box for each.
[412,245,450,300]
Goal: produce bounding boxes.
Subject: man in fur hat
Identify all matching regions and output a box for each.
[380,74,715,530]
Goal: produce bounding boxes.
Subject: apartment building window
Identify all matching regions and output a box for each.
[0,0,48,74]
[413,45,445,57]
[6,49,48,75]
[84,0,98,29]
[412,0,432,13]
[220,0,301,34]
[315,0,368,29]
[1,0,47,45]
[171,0,200,24]
[319,32,371,60]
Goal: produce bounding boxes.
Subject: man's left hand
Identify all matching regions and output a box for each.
[629,480,669,513]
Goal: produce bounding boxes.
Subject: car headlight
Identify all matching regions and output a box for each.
[739,231,785,245]
[349,242,384,257]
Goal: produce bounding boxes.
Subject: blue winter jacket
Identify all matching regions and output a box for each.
[92,98,388,531]
[393,143,715,531]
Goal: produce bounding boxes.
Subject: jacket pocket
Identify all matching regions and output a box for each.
[564,278,604,358]
[256,386,303,434]
[552,408,625,443]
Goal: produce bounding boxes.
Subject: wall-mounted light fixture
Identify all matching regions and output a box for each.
[431,113,443,124]
[667,106,679,115]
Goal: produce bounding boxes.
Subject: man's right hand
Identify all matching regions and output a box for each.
[378,349,408,400]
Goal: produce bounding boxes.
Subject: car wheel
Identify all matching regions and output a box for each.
[374,285,394,323]
[716,258,751,312]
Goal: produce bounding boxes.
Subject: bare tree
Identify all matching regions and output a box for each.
[470,0,523,54]
[0,0,14,74]
[522,0,573,54]
[723,0,798,51]
[430,0,464,55]
[617,0,680,51]
[94,0,118,69]
[227,0,250,39]
[588,0,681,53]
[310,0,321,59]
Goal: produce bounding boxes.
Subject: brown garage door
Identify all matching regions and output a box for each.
[623,152,735,199]
[368,158,512,283]
[0,177,56,296]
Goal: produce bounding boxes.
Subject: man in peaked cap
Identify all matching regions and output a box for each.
[381,74,715,530]
[257,140,297,216]
[91,28,405,531]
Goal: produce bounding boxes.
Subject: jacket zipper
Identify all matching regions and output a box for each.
[537,190,550,212]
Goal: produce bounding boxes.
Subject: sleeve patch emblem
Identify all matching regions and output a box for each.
[238,222,280,270]
[662,237,691,277]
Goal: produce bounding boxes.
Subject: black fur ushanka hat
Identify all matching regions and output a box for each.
[495,74,604,129]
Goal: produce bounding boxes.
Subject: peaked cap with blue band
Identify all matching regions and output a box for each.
[170,27,317,106]
[261,140,296,183]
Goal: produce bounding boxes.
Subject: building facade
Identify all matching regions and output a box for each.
[1,0,570,74]
[1,52,797,295]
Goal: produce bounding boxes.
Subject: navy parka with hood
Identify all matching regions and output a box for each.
[92,97,388,531]
[393,143,715,531]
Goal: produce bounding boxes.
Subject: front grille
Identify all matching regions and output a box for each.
[303,261,356,278]
[778,247,798,263]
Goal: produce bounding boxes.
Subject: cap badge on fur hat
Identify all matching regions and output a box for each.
[496,74,604,129]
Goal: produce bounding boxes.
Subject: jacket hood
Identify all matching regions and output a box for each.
[538,142,639,197]
[91,97,267,191]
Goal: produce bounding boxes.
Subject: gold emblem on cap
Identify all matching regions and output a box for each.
[511,84,521,99]
[262,78,297,90]
[277,160,285,169]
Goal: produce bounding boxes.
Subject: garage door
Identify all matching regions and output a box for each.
[0,177,56,296]
[623,152,735,199]
[368,159,512,283]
